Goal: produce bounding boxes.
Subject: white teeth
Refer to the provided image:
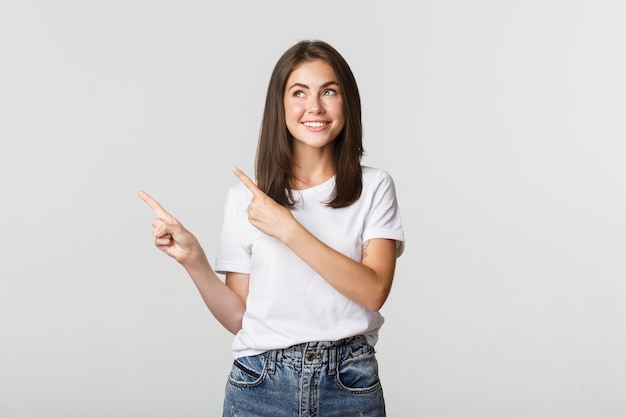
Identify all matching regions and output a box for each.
[304,122,327,128]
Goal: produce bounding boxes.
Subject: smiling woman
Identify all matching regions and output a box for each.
[139,40,404,417]
[283,59,346,157]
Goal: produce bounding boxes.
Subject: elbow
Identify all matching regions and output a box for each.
[364,284,392,312]
[366,297,387,312]
[227,319,243,335]
[366,302,384,313]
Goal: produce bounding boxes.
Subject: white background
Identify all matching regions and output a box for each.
[1,1,625,416]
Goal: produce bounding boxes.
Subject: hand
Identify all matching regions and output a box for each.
[232,167,297,242]
[138,191,204,265]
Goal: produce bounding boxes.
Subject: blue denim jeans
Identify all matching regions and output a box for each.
[223,335,386,417]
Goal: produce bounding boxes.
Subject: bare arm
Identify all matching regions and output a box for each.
[225,272,250,306]
[232,169,397,312]
[285,231,396,312]
[138,191,245,334]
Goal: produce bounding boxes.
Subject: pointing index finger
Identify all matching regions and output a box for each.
[232,167,263,196]
[138,191,175,223]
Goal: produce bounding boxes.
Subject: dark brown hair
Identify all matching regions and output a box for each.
[255,40,363,208]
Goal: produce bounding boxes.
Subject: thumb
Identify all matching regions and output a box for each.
[152,218,180,238]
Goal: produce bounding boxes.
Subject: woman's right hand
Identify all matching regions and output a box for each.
[138,191,204,265]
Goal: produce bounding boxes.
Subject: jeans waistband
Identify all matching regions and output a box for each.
[264,335,371,376]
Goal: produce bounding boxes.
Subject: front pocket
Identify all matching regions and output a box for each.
[228,354,267,387]
[336,348,382,394]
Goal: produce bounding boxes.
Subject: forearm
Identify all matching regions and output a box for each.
[282,223,393,311]
[182,253,246,334]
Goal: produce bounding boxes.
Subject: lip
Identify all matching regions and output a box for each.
[301,121,330,131]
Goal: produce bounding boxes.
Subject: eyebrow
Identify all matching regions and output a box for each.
[287,80,339,91]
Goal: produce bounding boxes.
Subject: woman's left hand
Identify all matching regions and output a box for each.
[232,167,297,242]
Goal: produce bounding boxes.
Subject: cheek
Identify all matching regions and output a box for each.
[329,99,345,118]
[333,107,346,127]
[284,112,301,137]
[284,102,305,121]
[293,101,307,112]
[285,105,300,121]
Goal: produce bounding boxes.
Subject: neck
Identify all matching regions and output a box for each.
[291,158,335,190]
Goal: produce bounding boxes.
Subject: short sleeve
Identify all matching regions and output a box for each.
[214,185,252,274]
[362,170,405,257]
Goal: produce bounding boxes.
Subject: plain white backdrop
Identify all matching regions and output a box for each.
[1,0,625,416]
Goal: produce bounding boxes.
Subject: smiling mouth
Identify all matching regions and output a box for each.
[303,122,328,128]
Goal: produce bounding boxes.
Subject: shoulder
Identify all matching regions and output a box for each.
[224,181,253,206]
[361,166,396,189]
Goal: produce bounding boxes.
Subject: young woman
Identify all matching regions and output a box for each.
[140,40,404,417]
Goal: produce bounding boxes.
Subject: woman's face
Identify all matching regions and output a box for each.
[283,59,345,152]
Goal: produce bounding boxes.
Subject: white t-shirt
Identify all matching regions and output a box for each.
[215,166,405,358]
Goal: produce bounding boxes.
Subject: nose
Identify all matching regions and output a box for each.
[307,96,323,114]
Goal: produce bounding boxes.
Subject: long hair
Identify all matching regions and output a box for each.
[255,40,363,208]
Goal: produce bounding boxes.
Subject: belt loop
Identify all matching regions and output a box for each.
[328,347,337,376]
[267,350,277,375]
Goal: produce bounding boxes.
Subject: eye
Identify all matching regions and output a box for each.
[323,89,337,97]
[293,90,306,98]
